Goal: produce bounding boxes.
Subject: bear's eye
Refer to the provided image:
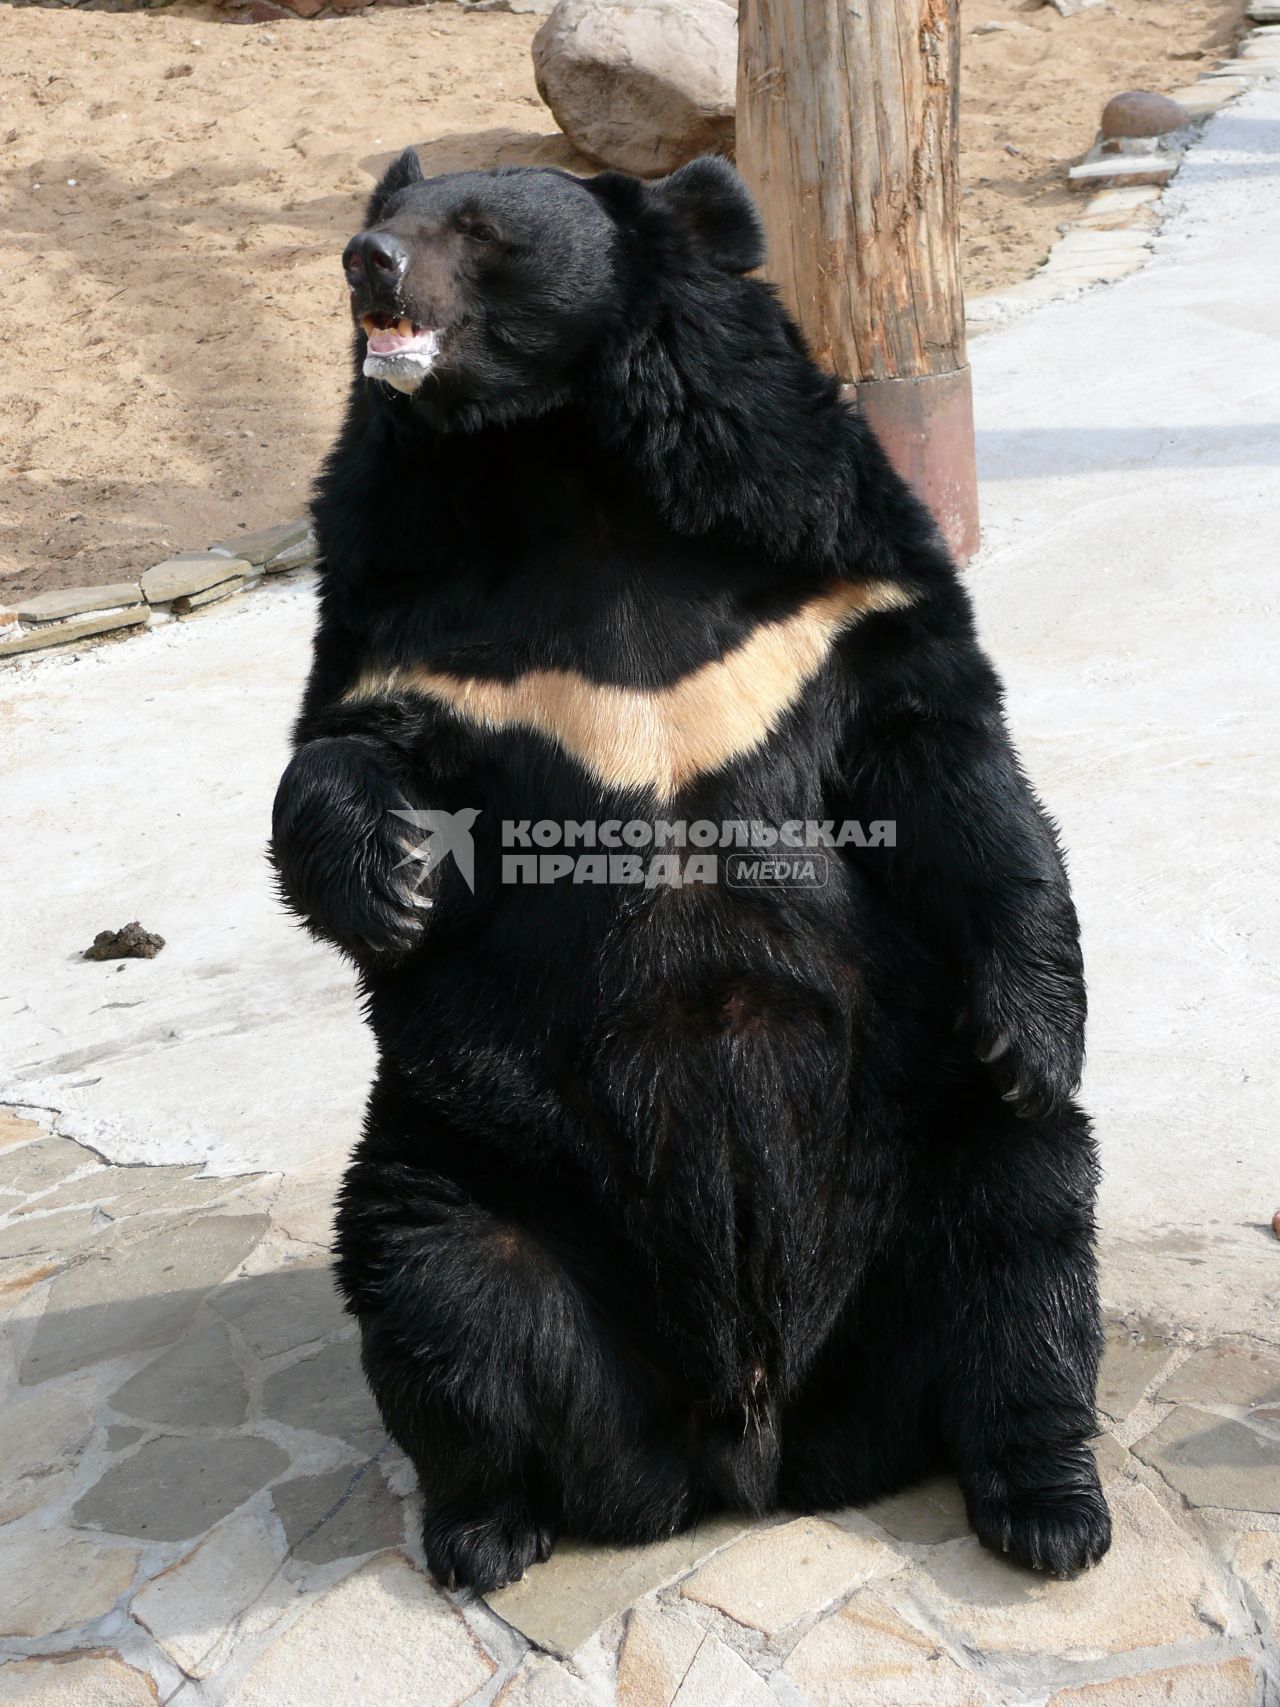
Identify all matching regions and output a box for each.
[466,223,499,245]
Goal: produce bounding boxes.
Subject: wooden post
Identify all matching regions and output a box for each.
[737,0,980,563]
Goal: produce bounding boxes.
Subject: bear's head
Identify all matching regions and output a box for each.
[341,149,764,428]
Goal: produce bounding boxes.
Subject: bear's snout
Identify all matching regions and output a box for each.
[343,230,410,289]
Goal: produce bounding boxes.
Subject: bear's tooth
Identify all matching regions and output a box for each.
[397,317,412,339]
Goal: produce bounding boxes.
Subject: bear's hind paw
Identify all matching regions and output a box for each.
[423,1497,555,1594]
[965,1461,1111,1578]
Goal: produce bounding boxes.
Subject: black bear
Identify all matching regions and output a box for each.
[272,148,1111,1594]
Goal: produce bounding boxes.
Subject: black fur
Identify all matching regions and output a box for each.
[272,157,1109,1593]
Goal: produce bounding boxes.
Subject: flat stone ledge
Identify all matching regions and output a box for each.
[209,519,309,567]
[8,582,144,625]
[0,605,150,658]
[1157,1339,1280,1407]
[141,552,251,605]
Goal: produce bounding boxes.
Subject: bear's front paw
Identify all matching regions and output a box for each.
[271,736,432,963]
[964,1454,1111,1577]
[423,1496,555,1594]
[971,949,1086,1119]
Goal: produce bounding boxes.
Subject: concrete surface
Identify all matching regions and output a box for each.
[1,79,1278,1707]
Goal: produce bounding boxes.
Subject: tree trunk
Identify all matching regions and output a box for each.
[737,0,979,562]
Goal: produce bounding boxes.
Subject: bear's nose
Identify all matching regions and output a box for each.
[342,231,410,287]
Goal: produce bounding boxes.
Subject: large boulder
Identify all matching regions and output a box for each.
[532,0,737,178]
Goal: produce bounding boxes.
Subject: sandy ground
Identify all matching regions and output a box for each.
[0,0,1243,601]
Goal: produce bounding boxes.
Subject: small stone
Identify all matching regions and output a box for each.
[0,606,149,657]
[1248,0,1280,19]
[262,532,319,574]
[862,1476,971,1544]
[1098,1323,1175,1422]
[1101,90,1192,138]
[1160,1340,1280,1407]
[108,1317,249,1427]
[783,1589,995,1706]
[487,1513,752,1657]
[680,1517,892,1637]
[0,1110,43,1150]
[1164,82,1240,119]
[82,921,165,961]
[271,1462,403,1564]
[1133,1404,1280,1511]
[0,1652,159,1705]
[261,1337,386,1455]
[13,583,144,625]
[133,1513,283,1678]
[21,1212,267,1383]
[209,1261,343,1359]
[1272,1207,1280,1239]
[616,1602,705,1707]
[73,1431,289,1542]
[532,0,736,177]
[1046,1657,1259,1705]
[0,1138,90,1195]
[227,1553,494,1707]
[0,1530,139,1637]
[909,1483,1228,1659]
[1047,0,1103,14]
[141,552,250,605]
[209,520,309,567]
[0,1379,94,1523]
[495,1655,599,1706]
[173,580,245,615]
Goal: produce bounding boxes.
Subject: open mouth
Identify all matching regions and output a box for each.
[361,311,438,359]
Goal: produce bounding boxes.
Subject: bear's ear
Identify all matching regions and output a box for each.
[647,156,765,275]
[364,147,423,226]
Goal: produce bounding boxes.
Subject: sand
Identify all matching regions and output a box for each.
[0,0,1243,601]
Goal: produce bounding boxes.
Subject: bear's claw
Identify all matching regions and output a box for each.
[423,1498,555,1594]
[964,1456,1112,1577]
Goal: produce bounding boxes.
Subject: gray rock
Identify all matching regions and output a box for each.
[1134,1404,1280,1511]
[16,1162,235,1221]
[488,1512,752,1657]
[263,533,319,575]
[261,1337,386,1455]
[0,1380,95,1524]
[108,1317,249,1428]
[0,1530,140,1639]
[1159,1341,1280,1408]
[72,1432,289,1542]
[862,1476,971,1544]
[141,553,250,605]
[209,520,309,567]
[105,1424,145,1450]
[21,1213,267,1384]
[209,1262,344,1360]
[0,606,150,658]
[271,1462,403,1564]
[0,1208,99,1261]
[1101,90,1192,139]
[0,1138,92,1196]
[1047,0,1103,14]
[532,0,736,177]
[11,583,144,625]
[173,580,247,615]
[1098,1323,1175,1422]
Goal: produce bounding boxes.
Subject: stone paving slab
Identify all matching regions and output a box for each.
[1134,1405,1280,1512]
